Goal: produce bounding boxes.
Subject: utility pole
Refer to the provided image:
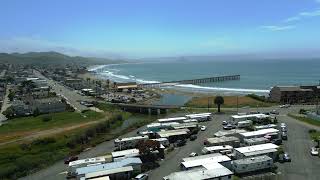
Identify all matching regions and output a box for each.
[237,96,239,114]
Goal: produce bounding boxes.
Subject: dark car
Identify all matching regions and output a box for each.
[176,139,186,147]
[64,156,78,164]
[281,132,288,140]
[190,135,197,141]
[272,138,282,145]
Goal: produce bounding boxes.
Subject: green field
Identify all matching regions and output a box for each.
[0,111,104,134]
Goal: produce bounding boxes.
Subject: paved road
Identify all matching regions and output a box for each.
[33,70,91,112]
[277,115,320,180]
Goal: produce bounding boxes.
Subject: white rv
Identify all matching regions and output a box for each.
[232,155,274,174]
[202,145,233,155]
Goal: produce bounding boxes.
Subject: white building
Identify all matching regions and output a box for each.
[164,163,233,180]
[244,137,269,146]
[156,129,190,143]
[181,153,232,170]
[234,143,279,159]
[232,155,274,174]
[231,114,269,122]
[239,128,279,141]
[158,117,187,123]
[254,124,278,131]
[111,149,140,161]
[214,129,247,138]
[204,136,240,148]
[202,145,233,155]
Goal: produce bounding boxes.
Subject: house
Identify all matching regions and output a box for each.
[201,145,233,155]
[111,149,140,161]
[75,157,142,179]
[11,100,32,116]
[163,164,233,180]
[234,143,279,160]
[31,97,67,114]
[269,85,319,104]
[232,155,274,174]
[181,153,232,170]
[156,129,190,143]
[239,128,279,142]
[204,136,240,148]
[243,137,269,146]
[65,78,83,90]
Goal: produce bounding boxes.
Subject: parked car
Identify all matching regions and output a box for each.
[272,138,282,145]
[190,135,197,141]
[281,132,288,140]
[283,152,291,162]
[222,121,228,126]
[311,147,319,156]
[200,126,207,131]
[223,124,233,130]
[189,152,198,157]
[64,156,78,164]
[270,110,279,115]
[134,173,149,180]
[176,139,186,147]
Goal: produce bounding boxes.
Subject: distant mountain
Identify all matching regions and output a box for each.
[0,51,127,65]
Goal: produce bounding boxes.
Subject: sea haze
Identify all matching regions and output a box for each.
[90,59,320,95]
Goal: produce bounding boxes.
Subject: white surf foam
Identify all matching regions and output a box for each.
[174,84,270,93]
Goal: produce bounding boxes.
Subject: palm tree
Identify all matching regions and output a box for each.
[106,79,110,89]
[214,96,224,113]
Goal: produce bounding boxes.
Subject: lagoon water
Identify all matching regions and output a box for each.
[91,59,320,95]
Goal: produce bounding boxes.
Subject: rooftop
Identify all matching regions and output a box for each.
[214,129,247,137]
[84,166,133,179]
[206,136,239,144]
[111,149,139,158]
[158,117,187,123]
[240,128,279,138]
[233,155,272,165]
[164,164,233,180]
[157,129,190,138]
[114,135,148,143]
[76,157,142,175]
[181,154,231,169]
[235,143,278,156]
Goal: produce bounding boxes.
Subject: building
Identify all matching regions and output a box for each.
[31,97,67,114]
[234,143,279,159]
[158,117,187,123]
[181,153,232,170]
[254,124,278,131]
[232,155,274,174]
[170,122,199,131]
[204,136,240,148]
[269,85,320,104]
[214,129,247,138]
[231,114,270,123]
[239,128,279,141]
[75,157,142,179]
[114,136,149,150]
[201,145,233,155]
[156,129,190,143]
[11,100,31,116]
[185,113,212,121]
[65,78,83,90]
[244,137,269,146]
[111,149,140,161]
[163,164,233,180]
[82,166,133,180]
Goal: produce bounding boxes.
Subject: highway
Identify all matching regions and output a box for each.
[33,70,91,112]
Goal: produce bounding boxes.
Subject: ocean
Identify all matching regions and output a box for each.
[89,59,320,96]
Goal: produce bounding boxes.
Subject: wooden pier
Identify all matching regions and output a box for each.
[138,75,240,88]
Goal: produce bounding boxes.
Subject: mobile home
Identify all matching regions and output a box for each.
[201,145,233,155]
[234,143,279,159]
[204,136,240,148]
[114,135,149,150]
[232,155,274,174]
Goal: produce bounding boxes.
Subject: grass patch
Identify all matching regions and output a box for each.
[0,111,104,135]
[185,96,275,108]
[288,114,320,127]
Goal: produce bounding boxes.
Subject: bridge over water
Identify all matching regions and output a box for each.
[115,103,180,115]
[138,74,240,88]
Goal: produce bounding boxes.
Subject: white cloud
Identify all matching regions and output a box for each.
[260,25,296,31]
[284,9,320,22]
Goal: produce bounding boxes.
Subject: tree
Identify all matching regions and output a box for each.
[137,140,161,162]
[8,90,15,101]
[106,79,110,89]
[214,96,224,113]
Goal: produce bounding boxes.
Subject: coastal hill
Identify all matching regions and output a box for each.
[0,51,126,65]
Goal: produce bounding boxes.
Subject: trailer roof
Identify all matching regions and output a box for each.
[181,154,231,169]
[239,128,279,138]
[111,149,139,158]
[158,117,187,122]
[156,129,189,138]
[214,129,247,137]
[85,166,133,179]
[203,145,233,151]
[114,135,148,142]
[235,143,278,156]
[233,155,272,165]
[165,164,233,179]
[206,136,239,144]
[231,114,269,119]
[69,156,107,167]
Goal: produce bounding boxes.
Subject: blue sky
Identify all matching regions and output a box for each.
[0,0,320,58]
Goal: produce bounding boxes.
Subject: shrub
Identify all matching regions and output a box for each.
[32,137,56,146]
[42,115,52,122]
[309,129,317,134]
[299,109,307,114]
[246,94,266,102]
